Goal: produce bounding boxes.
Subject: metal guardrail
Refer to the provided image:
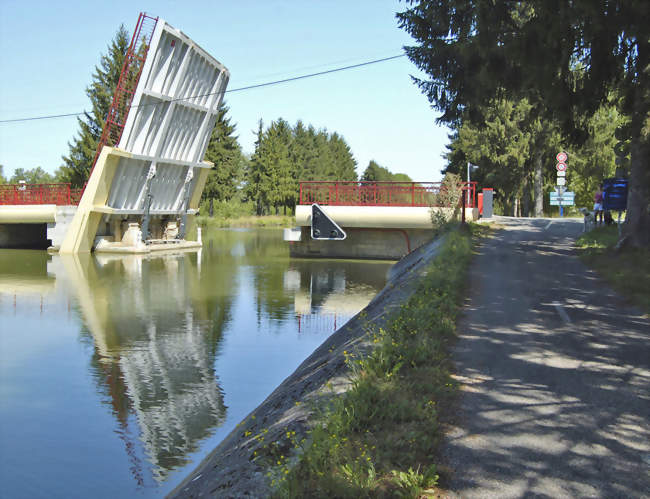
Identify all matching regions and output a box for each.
[0,184,83,205]
[299,181,477,208]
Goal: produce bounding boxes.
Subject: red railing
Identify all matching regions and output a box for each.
[0,184,83,205]
[299,181,477,208]
[70,187,85,205]
[90,12,158,173]
[463,181,477,208]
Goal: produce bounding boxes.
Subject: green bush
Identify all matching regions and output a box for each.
[199,198,256,219]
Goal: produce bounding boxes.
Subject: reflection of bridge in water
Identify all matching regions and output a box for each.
[54,252,226,482]
[284,260,382,334]
[295,313,348,334]
[0,234,390,489]
[1,250,227,483]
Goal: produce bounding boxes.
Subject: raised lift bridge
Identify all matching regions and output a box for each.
[0,13,229,253]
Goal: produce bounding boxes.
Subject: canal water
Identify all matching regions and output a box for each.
[0,228,392,498]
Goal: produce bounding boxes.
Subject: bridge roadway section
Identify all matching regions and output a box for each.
[442,216,649,497]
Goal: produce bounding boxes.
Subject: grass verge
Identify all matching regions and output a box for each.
[576,225,650,314]
[270,225,486,498]
[196,215,294,228]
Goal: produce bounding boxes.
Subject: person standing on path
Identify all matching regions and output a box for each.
[594,184,604,225]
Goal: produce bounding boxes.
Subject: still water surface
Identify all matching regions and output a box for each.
[0,228,392,498]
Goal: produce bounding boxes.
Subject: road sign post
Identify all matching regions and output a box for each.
[555,152,568,217]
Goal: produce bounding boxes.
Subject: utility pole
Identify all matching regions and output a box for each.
[467,162,478,207]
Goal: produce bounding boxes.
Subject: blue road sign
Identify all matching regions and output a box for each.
[602,178,628,211]
[549,191,575,206]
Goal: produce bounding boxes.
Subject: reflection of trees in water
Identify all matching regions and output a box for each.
[68,251,236,483]
[229,231,393,329]
[288,259,392,312]
[204,229,392,328]
[206,228,295,326]
[0,249,51,277]
[60,228,390,484]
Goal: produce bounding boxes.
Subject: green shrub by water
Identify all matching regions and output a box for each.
[197,199,295,228]
[199,198,256,219]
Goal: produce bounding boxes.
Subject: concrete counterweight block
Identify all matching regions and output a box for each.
[163,222,179,240]
[121,223,145,248]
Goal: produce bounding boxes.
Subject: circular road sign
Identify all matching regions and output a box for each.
[556,162,567,172]
[556,152,568,163]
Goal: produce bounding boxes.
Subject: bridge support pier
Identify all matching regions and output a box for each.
[289,226,434,260]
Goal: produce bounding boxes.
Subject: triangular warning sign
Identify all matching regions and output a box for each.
[311,204,346,240]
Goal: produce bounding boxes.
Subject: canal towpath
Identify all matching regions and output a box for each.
[441,216,650,497]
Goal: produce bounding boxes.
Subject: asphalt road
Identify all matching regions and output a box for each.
[442,217,649,498]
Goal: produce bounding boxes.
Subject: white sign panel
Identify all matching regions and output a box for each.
[550,191,575,206]
[556,177,566,186]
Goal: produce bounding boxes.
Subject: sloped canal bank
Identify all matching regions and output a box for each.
[172,228,475,497]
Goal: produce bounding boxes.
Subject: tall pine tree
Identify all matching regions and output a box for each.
[60,25,129,187]
[245,120,269,215]
[246,119,359,214]
[202,103,244,215]
[329,132,357,181]
[362,160,411,182]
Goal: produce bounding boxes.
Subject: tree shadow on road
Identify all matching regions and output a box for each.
[441,218,650,497]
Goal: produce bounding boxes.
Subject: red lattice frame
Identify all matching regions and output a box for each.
[90,12,159,174]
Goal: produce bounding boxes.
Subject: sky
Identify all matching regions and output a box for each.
[0,0,450,182]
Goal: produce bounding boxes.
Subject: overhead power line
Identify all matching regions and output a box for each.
[225,54,405,94]
[0,54,406,124]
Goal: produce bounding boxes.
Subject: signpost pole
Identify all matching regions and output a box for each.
[555,152,568,218]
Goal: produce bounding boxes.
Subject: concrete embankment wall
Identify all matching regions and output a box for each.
[289,226,433,260]
[170,235,446,498]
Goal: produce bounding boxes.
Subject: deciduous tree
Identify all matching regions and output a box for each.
[9,167,55,184]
